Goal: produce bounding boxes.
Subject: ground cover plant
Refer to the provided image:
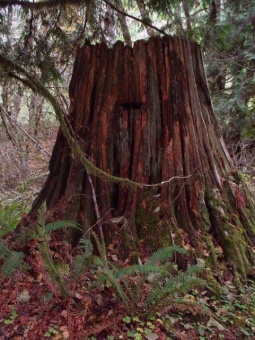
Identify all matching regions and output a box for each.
[1,117,253,339]
[0,200,255,339]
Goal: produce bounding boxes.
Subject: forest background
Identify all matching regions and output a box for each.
[1,0,255,339]
[1,0,255,206]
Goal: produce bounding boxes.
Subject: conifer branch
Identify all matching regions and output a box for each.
[0,0,166,37]
[103,0,166,36]
[0,0,83,10]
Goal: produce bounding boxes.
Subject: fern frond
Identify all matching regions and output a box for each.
[183,264,202,276]
[1,251,25,278]
[37,202,47,228]
[143,262,175,290]
[147,266,204,305]
[72,238,93,278]
[0,218,13,237]
[39,240,68,295]
[0,242,9,257]
[113,263,165,278]
[107,247,186,283]
[73,254,89,278]
[93,254,133,311]
[78,238,93,256]
[92,231,107,267]
[102,266,132,311]
[44,220,81,234]
[148,246,186,264]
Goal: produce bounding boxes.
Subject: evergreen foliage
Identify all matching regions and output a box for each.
[0,242,25,278]
[0,199,28,237]
[72,237,93,278]
[93,235,204,315]
[0,199,29,278]
[1,1,254,142]
[33,202,81,296]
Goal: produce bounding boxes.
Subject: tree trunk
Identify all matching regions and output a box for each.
[26,36,255,278]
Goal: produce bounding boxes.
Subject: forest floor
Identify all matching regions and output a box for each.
[1,127,255,339]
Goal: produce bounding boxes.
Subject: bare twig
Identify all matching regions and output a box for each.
[1,106,51,156]
[141,174,192,188]
[87,173,104,242]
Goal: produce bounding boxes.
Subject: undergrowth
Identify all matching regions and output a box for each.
[92,231,205,316]
[2,202,255,337]
[0,198,29,237]
[33,202,80,296]
[0,198,29,278]
[0,202,205,319]
[0,242,26,278]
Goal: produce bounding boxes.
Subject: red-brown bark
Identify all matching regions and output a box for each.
[26,36,255,276]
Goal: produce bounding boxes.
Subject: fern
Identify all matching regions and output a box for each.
[0,242,7,257]
[0,242,25,278]
[44,221,81,234]
[34,202,81,296]
[147,266,204,305]
[113,246,186,279]
[37,202,47,229]
[78,238,93,256]
[147,246,186,264]
[113,263,165,278]
[38,238,68,296]
[90,232,134,311]
[0,199,29,237]
[95,257,132,312]
[1,251,25,279]
[92,231,107,267]
[72,237,93,278]
[0,218,13,238]
[93,243,204,316]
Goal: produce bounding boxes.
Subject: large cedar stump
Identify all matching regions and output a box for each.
[27,36,255,277]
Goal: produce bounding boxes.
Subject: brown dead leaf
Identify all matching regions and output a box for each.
[52,335,62,340]
[37,273,43,282]
[184,244,191,250]
[74,292,82,300]
[108,243,115,251]
[95,294,104,306]
[203,249,210,256]
[216,246,223,254]
[62,331,70,339]
[60,310,68,318]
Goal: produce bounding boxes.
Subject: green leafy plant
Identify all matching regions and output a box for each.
[0,198,28,237]
[44,325,60,338]
[0,241,25,278]
[3,307,18,325]
[124,315,157,339]
[93,231,204,316]
[72,237,93,278]
[34,202,81,296]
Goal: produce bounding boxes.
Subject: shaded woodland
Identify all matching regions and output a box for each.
[1,1,255,339]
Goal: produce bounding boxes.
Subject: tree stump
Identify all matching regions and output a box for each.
[27,36,255,278]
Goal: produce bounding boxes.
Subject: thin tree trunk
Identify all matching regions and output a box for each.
[116,0,132,46]
[28,94,44,136]
[136,0,157,37]
[103,5,116,44]
[182,0,192,30]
